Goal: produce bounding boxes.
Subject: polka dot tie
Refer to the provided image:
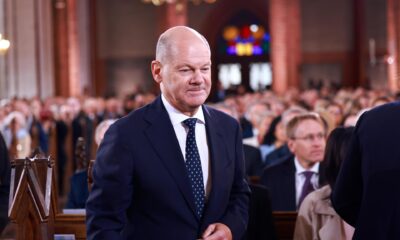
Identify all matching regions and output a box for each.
[183,118,205,219]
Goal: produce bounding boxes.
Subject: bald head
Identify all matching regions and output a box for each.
[156,26,210,63]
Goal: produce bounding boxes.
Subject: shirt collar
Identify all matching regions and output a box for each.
[161,94,206,126]
[294,157,320,175]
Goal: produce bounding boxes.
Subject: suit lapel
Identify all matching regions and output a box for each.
[143,97,199,220]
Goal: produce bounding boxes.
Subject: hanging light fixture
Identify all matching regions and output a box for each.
[0,34,10,55]
[142,0,217,6]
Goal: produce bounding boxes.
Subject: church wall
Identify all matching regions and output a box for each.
[365,0,388,89]
[301,0,353,53]
[96,0,158,96]
[300,0,388,89]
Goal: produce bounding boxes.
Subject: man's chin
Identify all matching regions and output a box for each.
[311,158,324,163]
[187,96,208,105]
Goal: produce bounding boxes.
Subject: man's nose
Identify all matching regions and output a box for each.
[191,70,203,84]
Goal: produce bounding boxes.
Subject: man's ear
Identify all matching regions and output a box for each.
[287,139,296,154]
[151,60,162,84]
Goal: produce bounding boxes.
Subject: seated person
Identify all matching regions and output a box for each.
[214,103,263,177]
[0,133,10,234]
[243,144,263,177]
[264,106,307,167]
[2,111,31,158]
[261,113,326,211]
[260,115,285,166]
[294,127,355,240]
[245,184,277,240]
[65,119,116,209]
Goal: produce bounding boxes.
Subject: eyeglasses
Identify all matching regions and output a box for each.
[292,132,326,142]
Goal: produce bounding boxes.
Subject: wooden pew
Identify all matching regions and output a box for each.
[248,175,298,239]
[8,156,86,240]
[8,157,55,240]
[53,214,86,240]
[53,137,87,239]
[273,211,297,240]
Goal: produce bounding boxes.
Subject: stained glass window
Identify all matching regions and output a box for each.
[218,24,270,56]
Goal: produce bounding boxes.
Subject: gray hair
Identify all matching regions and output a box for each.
[95,119,117,146]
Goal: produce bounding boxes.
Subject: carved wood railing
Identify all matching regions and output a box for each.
[8,157,55,240]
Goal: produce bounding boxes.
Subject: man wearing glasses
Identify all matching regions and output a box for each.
[261,113,326,211]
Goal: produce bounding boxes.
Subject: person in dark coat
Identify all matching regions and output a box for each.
[245,184,277,240]
[0,133,10,233]
[332,102,400,239]
[86,26,250,240]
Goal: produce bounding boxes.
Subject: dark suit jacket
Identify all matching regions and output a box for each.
[0,133,10,233]
[264,144,291,167]
[332,102,400,239]
[245,184,277,240]
[243,144,263,176]
[261,155,325,211]
[65,170,89,209]
[86,96,250,240]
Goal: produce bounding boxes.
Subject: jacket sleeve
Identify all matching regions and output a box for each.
[85,124,134,240]
[331,115,364,227]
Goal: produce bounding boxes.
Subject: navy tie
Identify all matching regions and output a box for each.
[298,171,315,208]
[183,118,205,218]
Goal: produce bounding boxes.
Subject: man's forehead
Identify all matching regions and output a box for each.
[296,119,324,133]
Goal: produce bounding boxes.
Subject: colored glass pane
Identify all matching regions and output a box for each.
[220,24,270,56]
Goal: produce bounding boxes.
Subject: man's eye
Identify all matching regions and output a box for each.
[201,68,210,72]
[179,69,191,72]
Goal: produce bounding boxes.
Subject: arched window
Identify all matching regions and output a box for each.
[216,12,271,92]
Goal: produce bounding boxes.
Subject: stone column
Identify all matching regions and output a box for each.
[0,0,7,98]
[53,0,92,97]
[157,1,188,34]
[269,0,301,94]
[2,0,54,98]
[387,0,399,92]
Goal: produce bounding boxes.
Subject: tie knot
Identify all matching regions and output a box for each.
[183,118,197,129]
[302,171,314,180]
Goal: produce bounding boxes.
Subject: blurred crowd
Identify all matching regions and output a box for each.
[0,87,397,195]
[0,92,155,195]
[0,86,399,238]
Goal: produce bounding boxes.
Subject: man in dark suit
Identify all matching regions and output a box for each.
[261,113,326,211]
[332,103,400,239]
[86,26,250,240]
[0,133,10,233]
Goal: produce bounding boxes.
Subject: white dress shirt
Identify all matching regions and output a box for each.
[161,95,211,198]
[294,157,320,207]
